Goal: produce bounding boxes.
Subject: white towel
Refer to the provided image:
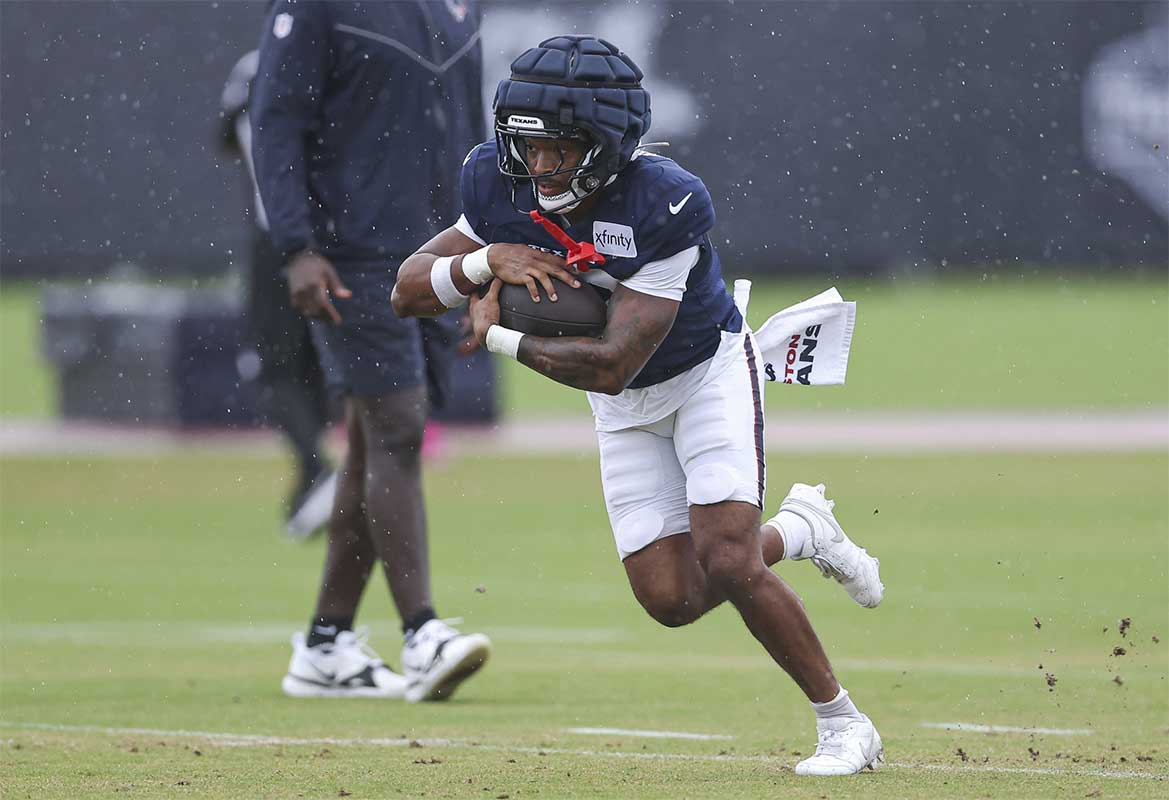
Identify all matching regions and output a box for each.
[738,283,856,386]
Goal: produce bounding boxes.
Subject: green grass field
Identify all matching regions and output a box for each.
[1,451,1167,798]
[2,275,1167,797]
[3,275,1168,418]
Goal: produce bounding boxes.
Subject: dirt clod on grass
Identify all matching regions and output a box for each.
[1112,646,1127,656]
[1119,617,1132,636]
[1045,672,1058,690]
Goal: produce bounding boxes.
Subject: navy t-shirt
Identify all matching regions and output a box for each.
[460,142,742,389]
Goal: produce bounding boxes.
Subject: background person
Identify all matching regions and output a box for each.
[250,0,489,701]
[219,49,337,540]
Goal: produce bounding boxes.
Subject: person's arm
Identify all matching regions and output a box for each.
[249,1,331,259]
[469,281,679,395]
[392,228,583,319]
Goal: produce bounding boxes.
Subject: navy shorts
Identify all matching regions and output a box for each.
[310,268,427,398]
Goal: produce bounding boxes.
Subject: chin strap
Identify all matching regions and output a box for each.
[528,210,606,272]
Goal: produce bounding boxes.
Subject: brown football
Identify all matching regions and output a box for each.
[494,278,607,338]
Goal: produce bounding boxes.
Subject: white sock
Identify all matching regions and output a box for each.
[772,510,813,560]
[811,687,864,721]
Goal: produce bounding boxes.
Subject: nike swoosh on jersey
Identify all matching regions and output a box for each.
[668,192,693,215]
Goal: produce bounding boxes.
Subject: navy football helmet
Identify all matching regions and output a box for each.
[494,35,651,213]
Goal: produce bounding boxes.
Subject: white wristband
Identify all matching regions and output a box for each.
[485,324,524,360]
[461,244,494,285]
[430,255,466,308]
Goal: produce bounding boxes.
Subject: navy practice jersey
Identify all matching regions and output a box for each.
[460,142,743,389]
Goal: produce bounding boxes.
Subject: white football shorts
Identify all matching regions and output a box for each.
[597,334,766,560]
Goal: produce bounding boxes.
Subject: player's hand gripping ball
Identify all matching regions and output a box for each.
[481,277,607,338]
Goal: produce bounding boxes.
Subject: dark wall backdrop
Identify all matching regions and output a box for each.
[1,0,270,279]
[2,0,1165,281]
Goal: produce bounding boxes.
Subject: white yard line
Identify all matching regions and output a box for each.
[0,721,1160,782]
[0,622,1112,680]
[923,721,1094,736]
[0,622,630,646]
[563,727,733,741]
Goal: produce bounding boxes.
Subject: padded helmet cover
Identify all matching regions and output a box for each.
[493,35,652,207]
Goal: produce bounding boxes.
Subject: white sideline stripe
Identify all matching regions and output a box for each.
[0,623,630,646]
[924,721,1094,736]
[564,727,733,741]
[0,623,1109,680]
[1,722,1161,782]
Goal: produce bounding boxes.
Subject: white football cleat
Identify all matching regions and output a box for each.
[281,629,407,698]
[795,715,885,776]
[401,618,491,703]
[773,482,884,608]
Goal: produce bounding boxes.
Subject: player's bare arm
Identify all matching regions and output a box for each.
[392,228,581,318]
[469,280,679,395]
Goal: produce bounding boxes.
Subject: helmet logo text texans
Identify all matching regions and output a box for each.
[507,114,545,130]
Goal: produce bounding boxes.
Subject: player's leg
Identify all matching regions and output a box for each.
[606,418,783,625]
[333,269,489,702]
[692,499,840,697]
[350,387,432,623]
[621,500,863,623]
[759,521,784,564]
[311,403,373,627]
[677,335,883,775]
[599,419,714,626]
[283,272,426,699]
[282,403,407,698]
[623,531,720,627]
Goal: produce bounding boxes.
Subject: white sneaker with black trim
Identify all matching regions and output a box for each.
[795,715,885,776]
[281,629,407,698]
[773,482,885,608]
[401,618,491,703]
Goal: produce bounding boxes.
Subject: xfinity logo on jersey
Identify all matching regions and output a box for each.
[592,222,637,258]
[764,324,822,385]
[507,115,545,130]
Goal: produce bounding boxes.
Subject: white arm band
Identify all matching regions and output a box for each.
[462,244,494,285]
[430,255,466,308]
[486,324,524,360]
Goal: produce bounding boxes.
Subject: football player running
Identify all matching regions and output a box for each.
[392,36,885,776]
